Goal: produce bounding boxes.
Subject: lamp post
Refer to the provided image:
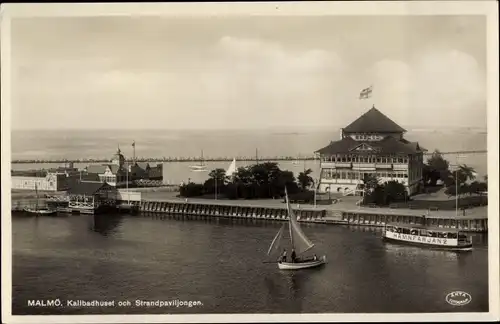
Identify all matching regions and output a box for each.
[314,178,317,208]
[215,175,218,200]
[452,154,466,217]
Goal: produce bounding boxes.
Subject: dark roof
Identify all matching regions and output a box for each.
[81,173,101,181]
[400,139,428,152]
[315,136,423,155]
[66,181,112,195]
[11,170,48,177]
[86,165,107,174]
[108,165,121,174]
[136,162,150,170]
[343,107,406,133]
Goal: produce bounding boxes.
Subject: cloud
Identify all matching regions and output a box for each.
[366,49,486,127]
[11,34,486,130]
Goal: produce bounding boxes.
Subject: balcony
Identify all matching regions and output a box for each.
[321,162,336,168]
[352,163,376,171]
[320,179,361,185]
[375,163,393,169]
[393,164,408,170]
[320,162,352,168]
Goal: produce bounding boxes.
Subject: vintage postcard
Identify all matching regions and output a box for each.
[1,1,498,323]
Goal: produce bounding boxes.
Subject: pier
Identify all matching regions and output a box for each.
[137,199,488,233]
[11,196,488,232]
[10,150,487,164]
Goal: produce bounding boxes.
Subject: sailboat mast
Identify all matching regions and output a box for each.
[126,164,129,204]
[285,187,294,249]
[35,182,38,210]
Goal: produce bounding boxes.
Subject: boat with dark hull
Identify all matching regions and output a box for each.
[382,223,473,251]
[23,183,57,216]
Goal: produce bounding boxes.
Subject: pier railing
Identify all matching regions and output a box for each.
[10,150,488,164]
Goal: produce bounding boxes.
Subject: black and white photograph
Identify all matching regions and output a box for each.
[1,2,498,323]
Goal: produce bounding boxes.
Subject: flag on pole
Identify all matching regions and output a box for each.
[359,85,373,99]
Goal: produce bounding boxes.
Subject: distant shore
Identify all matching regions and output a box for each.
[9,149,489,165]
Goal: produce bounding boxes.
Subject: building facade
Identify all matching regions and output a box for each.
[315,106,426,196]
[11,170,79,191]
[85,148,163,187]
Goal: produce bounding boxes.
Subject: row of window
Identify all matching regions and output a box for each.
[100,176,116,183]
[352,134,383,141]
[21,180,55,188]
[322,156,410,164]
[386,226,459,239]
[321,170,409,180]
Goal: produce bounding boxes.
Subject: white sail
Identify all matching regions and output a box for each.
[267,224,285,255]
[225,158,237,177]
[285,187,315,255]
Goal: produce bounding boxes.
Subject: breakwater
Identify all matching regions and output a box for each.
[10,150,488,164]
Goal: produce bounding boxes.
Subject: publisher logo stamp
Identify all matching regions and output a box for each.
[446,291,472,306]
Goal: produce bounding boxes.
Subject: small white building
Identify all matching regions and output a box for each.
[11,170,75,191]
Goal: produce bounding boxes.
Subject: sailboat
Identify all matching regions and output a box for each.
[23,183,57,216]
[267,187,326,270]
[190,150,208,172]
[225,158,237,177]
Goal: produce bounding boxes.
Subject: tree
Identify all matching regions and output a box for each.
[204,168,228,195]
[383,180,407,204]
[364,180,407,206]
[457,164,476,183]
[425,150,451,186]
[361,173,379,204]
[179,182,204,197]
[297,168,314,190]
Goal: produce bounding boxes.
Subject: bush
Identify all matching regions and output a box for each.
[179,183,204,197]
[363,180,407,206]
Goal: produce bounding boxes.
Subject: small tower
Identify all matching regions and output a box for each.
[111,146,125,167]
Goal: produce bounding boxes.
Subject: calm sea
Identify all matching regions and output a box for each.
[10,129,488,185]
[12,213,488,314]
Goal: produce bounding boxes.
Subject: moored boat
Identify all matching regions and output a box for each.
[189,150,208,172]
[382,222,473,251]
[23,207,57,216]
[23,183,58,216]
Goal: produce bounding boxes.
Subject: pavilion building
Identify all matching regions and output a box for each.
[315,106,426,196]
[85,147,163,187]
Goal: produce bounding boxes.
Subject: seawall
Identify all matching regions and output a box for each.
[10,195,488,233]
[139,200,488,233]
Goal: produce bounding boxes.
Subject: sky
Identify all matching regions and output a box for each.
[9,15,487,130]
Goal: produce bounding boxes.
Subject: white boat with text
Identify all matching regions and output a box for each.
[266,188,326,270]
[382,222,473,251]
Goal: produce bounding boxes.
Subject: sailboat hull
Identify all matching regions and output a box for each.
[190,167,207,172]
[23,207,57,216]
[278,255,326,270]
